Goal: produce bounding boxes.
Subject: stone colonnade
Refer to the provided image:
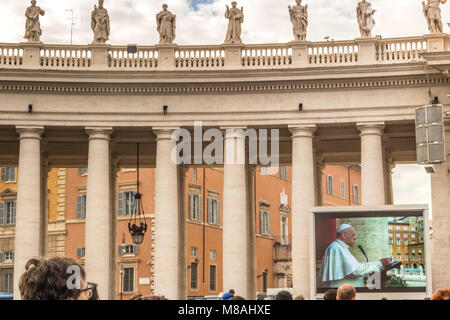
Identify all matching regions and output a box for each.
[12,122,392,299]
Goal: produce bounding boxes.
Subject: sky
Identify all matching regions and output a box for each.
[0,0,441,215]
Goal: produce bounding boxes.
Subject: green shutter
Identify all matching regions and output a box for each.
[118,192,124,216]
[0,202,5,225]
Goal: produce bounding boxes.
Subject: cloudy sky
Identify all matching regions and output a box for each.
[0,0,442,215]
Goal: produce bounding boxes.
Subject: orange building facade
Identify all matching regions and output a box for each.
[0,164,361,298]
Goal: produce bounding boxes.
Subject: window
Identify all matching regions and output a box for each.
[411,234,416,239]
[396,233,401,238]
[260,167,269,175]
[389,225,393,230]
[411,226,416,232]
[118,245,138,255]
[397,254,402,261]
[404,226,408,231]
[389,233,393,238]
[192,168,197,181]
[0,168,16,182]
[123,267,134,292]
[280,166,289,181]
[352,185,360,204]
[260,210,270,236]
[389,239,393,245]
[191,247,198,258]
[189,194,202,221]
[3,252,14,261]
[209,265,216,292]
[76,195,87,219]
[1,271,13,293]
[190,263,198,290]
[405,254,409,261]
[78,168,88,175]
[396,226,400,231]
[76,247,85,258]
[118,191,137,216]
[397,240,401,245]
[326,176,334,195]
[0,201,16,225]
[404,234,408,239]
[340,180,345,199]
[404,240,408,246]
[281,216,288,245]
[412,240,416,244]
[207,198,220,226]
[209,250,216,261]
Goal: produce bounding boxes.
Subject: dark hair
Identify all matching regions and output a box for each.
[294,295,305,300]
[19,257,86,300]
[230,295,245,300]
[89,282,99,300]
[323,289,337,300]
[229,289,235,295]
[275,290,293,300]
[431,289,450,300]
[337,284,356,301]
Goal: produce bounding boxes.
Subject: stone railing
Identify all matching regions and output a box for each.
[308,40,359,65]
[109,45,158,69]
[0,34,447,72]
[376,36,427,63]
[0,43,23,67]
[175,45,224,69]
[40,45,92,69]
[242,44,292,68]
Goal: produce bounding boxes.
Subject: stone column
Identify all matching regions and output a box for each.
[351,123,390,261]
[178,165,188,299]
[289,125,316,299]
[431,125,450,290]
[153,128,182,299]
[85,127,113,300]
[246,165,257,300]
[222,128,249,298]
[13,126,44,300]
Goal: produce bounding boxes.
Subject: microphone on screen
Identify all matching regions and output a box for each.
[358,244,369,262]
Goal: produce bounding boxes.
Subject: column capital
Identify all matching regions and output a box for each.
[153,127,179,141]
[85,127,113,140]
[357,122,385,136]
[289,125,316,138]
[16,126,44,139]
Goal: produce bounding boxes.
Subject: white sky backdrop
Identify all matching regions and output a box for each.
[0,0,442,215]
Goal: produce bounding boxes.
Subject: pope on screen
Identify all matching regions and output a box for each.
[319,224,392,288]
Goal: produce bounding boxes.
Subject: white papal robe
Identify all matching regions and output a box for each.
[319,240,382,288]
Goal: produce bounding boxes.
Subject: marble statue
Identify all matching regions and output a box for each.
[289,0,308,41]
[224,2,244,44]
[422,0,447,34]
[91,0,110,44]
[157,4,176,44]
[24,0,45,43]
[356,0,376,38]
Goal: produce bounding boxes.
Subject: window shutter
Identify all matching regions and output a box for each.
[217,200,221,225]
[82,196,86,219]
[133,244,139,254]
[198,195,202,221]
[0,252,5,262]
[133,192,138,215]
[0,202,5,225]
[76,248,81,258]
[260,210,264,234]
[268,213,271,235]
[8,168,15,181]
[118,192,124,216]
[76,196,82,219]
[189,194,194,220]
[207,198,212,224]
[12,201,16,224]
[1,168,6,181]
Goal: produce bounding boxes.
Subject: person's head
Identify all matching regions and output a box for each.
[230,295,245,300]
[275,290,293,300]
[294,295,305,300]
[231,1,237,8]
[296,0,302,5]
[88,282,99,300]
[381,297,388,300]
[162,4,168,10]
[337,224,357,247]
[19,257,90,300]
[431,289,450,300]
[337,284,356,301]
[323,289,337,300]
[229,289,235,295]
[142,295,169,300]
[31,0,37,5]
[99,0,104,8]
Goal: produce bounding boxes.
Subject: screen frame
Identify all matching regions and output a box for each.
[309,204,432,300]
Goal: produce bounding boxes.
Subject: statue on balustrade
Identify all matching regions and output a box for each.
[289,0,308,41]
[91,0,110,44]
[157,4,176,44]
[224,2,244,44]
[356,0,376,38]
[422,0,447,34]
[24,0,45,43]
